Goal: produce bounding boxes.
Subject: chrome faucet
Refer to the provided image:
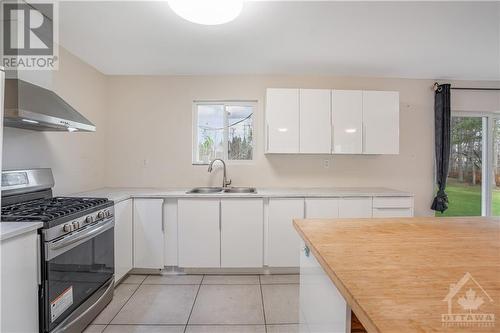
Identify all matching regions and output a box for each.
[208,159,232,188]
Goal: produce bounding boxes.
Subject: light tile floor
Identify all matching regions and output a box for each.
[84,274,300,333]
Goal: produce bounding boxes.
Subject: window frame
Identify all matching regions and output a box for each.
[192,100,257,165]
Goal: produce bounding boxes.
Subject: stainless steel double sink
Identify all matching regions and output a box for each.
[187,187,257,194]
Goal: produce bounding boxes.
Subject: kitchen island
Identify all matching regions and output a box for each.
[294,217,500,333]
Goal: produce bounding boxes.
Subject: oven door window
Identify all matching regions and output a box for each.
[45,227,114,331]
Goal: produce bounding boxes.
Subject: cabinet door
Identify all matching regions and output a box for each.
[362,91,399,154]
[300,242,348,333]
[178,199,220,268]
[268,198,304,267]
[221,199,263,268]
[114,199,133,281]
[332,90,363,154]
[133,199,164,269]
[339,198,373,218]
[164,199,178,266]
[1,232,39,333]
[266,88,300,153]
[299,89,331,153]
[305,198,339,218]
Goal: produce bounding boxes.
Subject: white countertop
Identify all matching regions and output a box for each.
[0,222,43,241]
[0,187,412,241]
[74,187,413,204]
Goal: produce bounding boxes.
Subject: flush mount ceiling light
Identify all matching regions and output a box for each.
[168,0,243,25]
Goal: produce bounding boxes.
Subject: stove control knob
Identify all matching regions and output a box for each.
[105,210,112,217]
[97,211,105,219]
[63,224,73,233]
[72,221,80,229]
[85,216,94,224]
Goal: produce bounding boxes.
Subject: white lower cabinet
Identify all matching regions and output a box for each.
[372,207,413,217]
[300,242,348,333]
[268,198,305,267]
[221,199,264,268]
[178,199,220,268]
[338,197,372,218]
[164,199,179,266]
[305,198,340,218]
[1,231,39,333]
[129,194,411,271]
[372,196,414,217]
[114,199,133,281]
[133,198,165,269]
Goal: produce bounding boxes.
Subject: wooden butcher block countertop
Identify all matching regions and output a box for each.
[293,217,500,333]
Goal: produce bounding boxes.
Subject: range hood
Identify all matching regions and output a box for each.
[3,79,96,132]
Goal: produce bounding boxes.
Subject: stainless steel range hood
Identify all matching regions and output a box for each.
[3,79,96,132]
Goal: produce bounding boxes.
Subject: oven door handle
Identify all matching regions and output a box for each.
[53,222,111,250]
[46,219,114,260]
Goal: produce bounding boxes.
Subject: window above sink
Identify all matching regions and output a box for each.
[192,101,256,165]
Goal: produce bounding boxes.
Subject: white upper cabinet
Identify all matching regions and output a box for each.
[266,88,300,153]
[362,91,400,154]
[332,90,363,154]
[266,88,399,155]
[299,89,331,154]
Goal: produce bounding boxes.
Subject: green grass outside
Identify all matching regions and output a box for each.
[436,180,500,216]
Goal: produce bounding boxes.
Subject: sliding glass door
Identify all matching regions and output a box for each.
[439,116,484,216]
[438,113,500,217]
[492,119,500,215]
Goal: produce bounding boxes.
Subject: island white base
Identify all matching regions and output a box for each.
[300,241,350,333]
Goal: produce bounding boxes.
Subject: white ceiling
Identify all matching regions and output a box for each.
[59,1,500,80]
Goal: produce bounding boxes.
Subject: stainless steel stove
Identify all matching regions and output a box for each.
[1,169,115,333]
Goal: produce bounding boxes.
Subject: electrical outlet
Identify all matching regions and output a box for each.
[323,159,330,169]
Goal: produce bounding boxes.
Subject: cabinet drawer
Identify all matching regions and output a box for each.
[373,207,413,218]
[373,196,413,208]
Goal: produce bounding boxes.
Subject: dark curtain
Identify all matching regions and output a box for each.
[431,84,451,212]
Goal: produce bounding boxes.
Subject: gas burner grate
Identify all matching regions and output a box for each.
[1,197,109,222]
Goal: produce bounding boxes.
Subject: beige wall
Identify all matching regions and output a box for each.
[3,49,499,216]
[104,75,499,217]
[2,48,108,195]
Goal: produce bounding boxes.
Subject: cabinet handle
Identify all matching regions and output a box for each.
[302,246,310,257]
[331,124,335,153]
[36,235,41,285]
[362,122,366,153]
[161,200,165,233]
[266,124,270,152]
